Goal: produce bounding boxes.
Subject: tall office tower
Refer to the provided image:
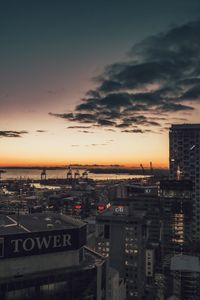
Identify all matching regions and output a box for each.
[111,193,161,245]
[109,190,162,299]
[169,124,200,240]
[159,179,193,260]
[96,205,147,300]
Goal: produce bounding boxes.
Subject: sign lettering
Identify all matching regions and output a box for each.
[11,239,23,253]
[23,238,35,251]
[35,236,52,249]
[0,226,86,259]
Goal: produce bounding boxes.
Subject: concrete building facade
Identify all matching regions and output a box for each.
[0,213,108,300]
[96,205,147,300]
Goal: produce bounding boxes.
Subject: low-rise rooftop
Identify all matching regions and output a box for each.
[171,124,200,130]
[0,213,85,235]
[171,254,200,272]
[97,205,146,222]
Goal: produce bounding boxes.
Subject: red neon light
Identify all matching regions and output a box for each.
[98,205,105,211]
[74,204,82,209]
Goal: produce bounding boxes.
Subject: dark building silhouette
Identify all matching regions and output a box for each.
[159,180,193,260]
[169,124,200,241]
[96,205,147,299]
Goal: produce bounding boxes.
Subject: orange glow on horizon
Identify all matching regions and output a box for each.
[0,157,168,168]
[0,121,170,169]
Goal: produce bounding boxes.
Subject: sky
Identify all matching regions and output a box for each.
[0,0,200,167]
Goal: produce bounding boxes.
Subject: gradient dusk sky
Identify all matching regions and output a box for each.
[1,0,200,167]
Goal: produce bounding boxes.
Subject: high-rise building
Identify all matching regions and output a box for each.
[106,191,162,299]
[111,195,161,245]
[96,205,147,300]
[159,179,193,259]
[169,124,200,240]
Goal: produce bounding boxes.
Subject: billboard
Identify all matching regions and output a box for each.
[0,225,86,259]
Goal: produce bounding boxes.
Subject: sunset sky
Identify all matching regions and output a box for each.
[1,0,200,167]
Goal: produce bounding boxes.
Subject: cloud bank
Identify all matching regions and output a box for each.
[0,131,28,138]
[50,19,200,133]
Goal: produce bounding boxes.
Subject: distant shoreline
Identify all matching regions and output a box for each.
[0,165,168,170]
[0,166,169,176]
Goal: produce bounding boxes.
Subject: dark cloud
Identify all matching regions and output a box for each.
[97,110,121,119]
[72,139,114,147]
[36,130,47,133]
[100,93,132,108]
[47,90,57,94]
[97,119,116,126]
[115,123,132,128]
[78,130,94,133]
[148,117,167,121]
[123,104,149,113]
[85,143,110,147]
[0,131,28,138]
[181,85,200,100]
[86,90,101,98]
[105,129,116,132]
[75,101,97,111]
[98,62,180,93]
[123,115,161,127]
[50,19,200,132]
[49,112,96,123]
[178,78,200,87]
[98,80,122,93]
[121,129,147,133]
[171,117,188,121]
[49,112,74,119]
[90,144,106,147]
[87,139,114,147]
[67,126,93,129]
[47,89,65,95]
[159,103,194,112]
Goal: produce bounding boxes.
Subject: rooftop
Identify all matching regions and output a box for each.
[97,205,146,221]
[166,296,180,300]
[0,213,85,235]
[171,254,200,272]
[159,180,193,191]
[171,124,200,130]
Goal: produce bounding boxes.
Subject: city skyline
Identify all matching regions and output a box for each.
[1,1,200,167]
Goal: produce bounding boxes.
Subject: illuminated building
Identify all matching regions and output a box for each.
[159,180,193,260]
[96,205,147,300]
[110,193,161,299]
[0,213,108,300]
[112,185,161,244]
[159,179,194,298]
[169,124,200,241]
